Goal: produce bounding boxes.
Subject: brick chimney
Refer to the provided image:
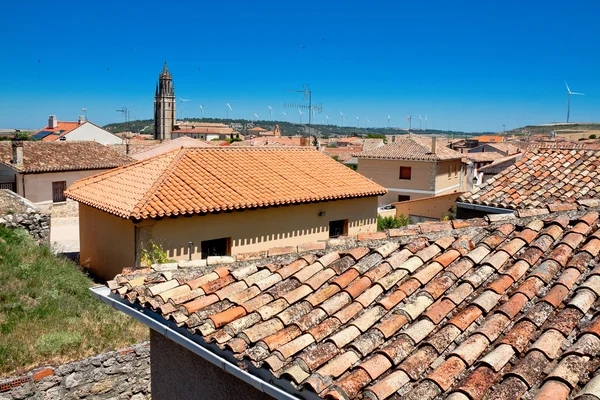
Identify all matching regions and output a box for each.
[48,115,58,129]
[11,139,23,169]
[431,137,437,153]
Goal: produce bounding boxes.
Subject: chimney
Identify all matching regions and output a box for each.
[78,115,86,125]
[431,137,437,153]
[11,140,23,168]
[48,115,58,129]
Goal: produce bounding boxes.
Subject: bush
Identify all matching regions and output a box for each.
[377,214,409,231]
[590,134,597,139]
[140,241,173,266]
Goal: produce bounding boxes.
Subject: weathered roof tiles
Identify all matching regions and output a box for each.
[106,204,600,399]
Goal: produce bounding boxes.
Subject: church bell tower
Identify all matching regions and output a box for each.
[154,62,176,140]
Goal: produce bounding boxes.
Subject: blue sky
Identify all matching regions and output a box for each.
[1,0,599,132]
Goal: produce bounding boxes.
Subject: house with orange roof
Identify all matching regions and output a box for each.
[66,147,386,279]
[31,115,123,145]
[356,136,465,206]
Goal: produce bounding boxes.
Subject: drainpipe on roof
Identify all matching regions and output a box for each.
[456,201,514,214]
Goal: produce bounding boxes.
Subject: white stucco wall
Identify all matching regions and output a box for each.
[22,169,115,204]
[63,123,123,145]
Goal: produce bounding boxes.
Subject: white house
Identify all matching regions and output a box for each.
[31,115,123,145]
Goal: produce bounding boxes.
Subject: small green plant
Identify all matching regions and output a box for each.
[141,241,173,265]
[589,134,597,139]
[442,205,457,221]
[377,214,409,231]
[226,137,242,144]
[5,210,13,215]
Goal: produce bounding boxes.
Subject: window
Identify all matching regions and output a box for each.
[52,181,67,203]
[201,237,231,259]
[397,195,410,202]
[329,219,348,238]
[399,166,411,180]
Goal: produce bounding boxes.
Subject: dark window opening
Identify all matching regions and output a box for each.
[52,181,67,203]
[329,219,348,238]
[397,195,410,202]
[201,237,231,259]
[399,166,411,180]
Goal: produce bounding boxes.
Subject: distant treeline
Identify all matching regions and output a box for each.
[103,118,480,138]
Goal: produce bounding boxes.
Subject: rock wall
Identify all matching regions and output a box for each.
[0,343,150,400]
[0,190,50,245]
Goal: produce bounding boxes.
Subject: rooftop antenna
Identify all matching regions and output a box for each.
[268,105,273,120]
[406,115,412,131]
[199,105,204,119]
[179,98,191,121]
[339,111,344,127]
[298,108,303,124]
[226,103,232,119]
[388,114,391,128]
[285,84,322,138]
[282,111,287,122]
[116,106,130,133]
[81,108,87,121]
[565,81,585,123]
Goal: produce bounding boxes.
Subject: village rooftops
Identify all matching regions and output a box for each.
[459,149,600,210]
[130,136,210,160]
[470,135,505,143]
[102,200,600,400]
[355,136,463,161]
[65,147,386,220]
[0,141,133,173]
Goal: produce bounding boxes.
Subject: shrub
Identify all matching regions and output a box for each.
[140,241,173,266]
[590,134,597,139]
[377,214,409,231]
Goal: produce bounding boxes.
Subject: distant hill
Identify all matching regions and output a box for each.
[103,118,481,139]
[507,122,600,136]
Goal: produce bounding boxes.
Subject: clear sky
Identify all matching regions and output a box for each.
[1,0,599,132]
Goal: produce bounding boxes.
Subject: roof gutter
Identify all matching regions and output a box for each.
[90,286,308,400]
[456,201,514,214]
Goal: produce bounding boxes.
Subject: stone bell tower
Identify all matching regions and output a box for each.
[154,62,176,140]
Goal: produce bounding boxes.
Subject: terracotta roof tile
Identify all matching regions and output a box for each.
[355,135,463,161]
[0,141,132,173]
[66,147,386,219]
[105,208,600,399]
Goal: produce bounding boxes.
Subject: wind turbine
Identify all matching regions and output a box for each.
[356,116,360,128]
[199,105,204,119]
[325,115,330,125]
[388,114,391,128]
[226,103,232,119]
[406,115,412,131]
[425,114,428,130]
[419,114,422,130]
[282,111,287,122]
[298,108,303,124]
[565,81,585,123]
[180,98,191,121]
[267,105,273,120]
[253,113,259,121]
[339,111,345,127]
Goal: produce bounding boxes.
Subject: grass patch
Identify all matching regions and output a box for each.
[0,226,148,377]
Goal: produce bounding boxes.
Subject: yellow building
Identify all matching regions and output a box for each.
[356,135,464,206]
[66,147,386,279]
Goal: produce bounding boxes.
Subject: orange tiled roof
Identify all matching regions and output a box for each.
[65,147,386,220]
[130,137,210,161]
[107,204,600,400]
[355,136,462,161]
[460,149,600,209]
[471,135,505,143]
[465,152,506,163]
[0,141,133,173]
[34,121,81,141]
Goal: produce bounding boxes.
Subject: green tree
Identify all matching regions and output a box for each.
[377,214,409,231]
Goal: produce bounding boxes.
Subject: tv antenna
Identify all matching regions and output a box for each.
[116,107,130,132]
[82,108,88,121]
[285,84,322,138]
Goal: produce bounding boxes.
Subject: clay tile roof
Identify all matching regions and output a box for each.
[106,205,600,399]
[485,142,521,155]
[65,147,386,219]
[0,141,133,173]
[33,121,81,141]
[130,137,210,161]
[460,149,600,210]
[471,135,505,143]
[355,136,462,161]
[465,152,506,163]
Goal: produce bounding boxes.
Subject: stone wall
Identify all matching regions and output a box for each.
[0,189,50,245]
[0,343,150,400]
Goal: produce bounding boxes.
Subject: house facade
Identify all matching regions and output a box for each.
[66,147,386,279]
[356,136,464,206]
[32,115,123,145]
[0,141,132,204]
